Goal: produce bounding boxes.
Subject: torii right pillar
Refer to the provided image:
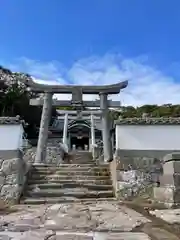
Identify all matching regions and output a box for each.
[100,93,113,162]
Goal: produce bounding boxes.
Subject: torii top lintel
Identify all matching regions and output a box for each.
[22,79,128,94]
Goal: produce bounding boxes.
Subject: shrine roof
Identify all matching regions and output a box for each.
[0,116,25,125]
[21,79,128,94]
[50,118,103,131]
[115,117,180,125]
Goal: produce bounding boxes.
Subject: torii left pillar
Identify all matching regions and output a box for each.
[90,113,96,159]
[63,113,69,146]
[100,93,113,162]
[35,92,53,164]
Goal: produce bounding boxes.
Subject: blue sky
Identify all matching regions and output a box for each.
[1,0,180,105]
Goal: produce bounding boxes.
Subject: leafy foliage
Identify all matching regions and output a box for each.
[0,66,57,138]
[110,104,180,120]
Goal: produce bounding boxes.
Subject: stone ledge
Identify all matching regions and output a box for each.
[0,150,28,202]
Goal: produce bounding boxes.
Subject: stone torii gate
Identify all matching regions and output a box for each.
[21,79,128,163]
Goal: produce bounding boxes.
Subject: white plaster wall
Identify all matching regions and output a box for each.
[116,125,180,150]
[0,125,24,150]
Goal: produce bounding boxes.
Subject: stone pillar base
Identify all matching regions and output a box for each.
[153,152,180,208]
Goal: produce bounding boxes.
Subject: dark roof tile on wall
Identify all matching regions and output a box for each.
[115,117,180,125]
[0,116,24,125]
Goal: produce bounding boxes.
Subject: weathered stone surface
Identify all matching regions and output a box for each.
[153,153,180,206]
[113,153,163,199]
[153,186,180,207]
[143,226,179,240]
[1,184,20,200]
[0,171,5,189]
[117,170,145,182]
[116,169,152,200]
[159,174,180,187]
[24,139,65,166]
[0,201,153,240]
[1,158,19,176]
[43,202,150,232]
[150,208,180,224]
[115,156,155,171]
[23,148,36,164]
[54,235,93,240]
[114,149,164,170]
[0,230,152,239]
[0,230,55,240]
[0,146,38,201]
[94,232,151,240]
[5,174,18,185]
[0,234,12,240]
[0,202,150,234]
[163,161,180,174]
[46,139,66,165]
[0,158,4,167]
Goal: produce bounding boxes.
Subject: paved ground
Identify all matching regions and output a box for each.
[0,201,180,239]
[0,201,151,239]
[149,208,180,224]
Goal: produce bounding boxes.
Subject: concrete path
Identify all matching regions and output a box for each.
[0,200,179,239]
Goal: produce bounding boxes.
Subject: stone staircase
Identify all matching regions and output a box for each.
[22,151,115,204]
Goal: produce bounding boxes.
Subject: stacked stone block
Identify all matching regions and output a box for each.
[0,138,66,203]
[24,139,65,166]
[46,139,64,165]
[154,152,180,207]
[0,151,27,202]
[110,152,164,200]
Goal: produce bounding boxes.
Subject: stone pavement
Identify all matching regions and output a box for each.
[150,208,180,224]
[0,201,152,239]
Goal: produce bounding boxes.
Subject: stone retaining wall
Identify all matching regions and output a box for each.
[24,138,65,165]
[46,138,65,165]
[114,149,163,180]
[0,150,27,202]
[0,138,66,202]
[115,149,180,170]
[154,152,180,207]
[110,149,165,199]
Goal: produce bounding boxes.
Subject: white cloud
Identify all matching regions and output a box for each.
[2,54,180,106]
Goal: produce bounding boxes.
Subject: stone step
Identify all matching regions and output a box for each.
[33,163,108,167]
[33,164,99,169]
[32,166,110,172]
[22,197,116,204]
[27,183,113,190]
[70,163,96,165]
[66,158,95,161]
[31,171,110,177]
[28,179,113,185]
[26,189,114,198]
[30,174,111,181]
[72,160,94,162]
